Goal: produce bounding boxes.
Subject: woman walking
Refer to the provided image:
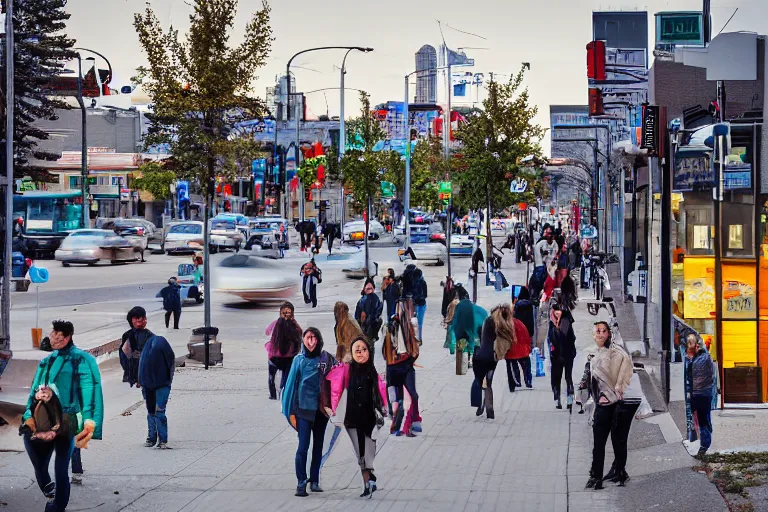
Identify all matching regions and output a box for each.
[381,269,400,322]
[549,303,577,410]
[282,328,337,497]
[339,337,387,498]
[300,260,321,308]
[685,333,716,459]
[355,278,384,342]
[504,305,533,391]
[265,317,302,400]
[513,287,535,338]
[382,300,421,437]
[334,301,364,363]
[581,321,632,490]
[450,298,488,367]
[471,306,509,419]
[160,277,182,329]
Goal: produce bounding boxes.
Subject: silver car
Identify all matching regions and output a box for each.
[164,222,205,254]
[55,229,137,266]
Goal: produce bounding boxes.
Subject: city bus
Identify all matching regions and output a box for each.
[12,191,86,257]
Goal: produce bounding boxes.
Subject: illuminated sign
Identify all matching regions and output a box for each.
[655,12,705,47]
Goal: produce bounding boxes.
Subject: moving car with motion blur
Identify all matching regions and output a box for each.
[398,241,447,266]
[213,253,296,303]
[343,219,386,243]
[55,229,139,266]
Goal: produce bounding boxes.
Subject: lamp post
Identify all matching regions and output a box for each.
[2,0,15,353]
[285,46,372,225]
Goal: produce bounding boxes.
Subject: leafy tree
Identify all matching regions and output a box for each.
[134,0,273,347]
[339,92,390,277]
[452,66,545,257]
[1,0,76,180]
[409,136,449,211]
[134,162,175,201]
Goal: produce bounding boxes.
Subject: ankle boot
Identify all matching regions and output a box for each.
[295,480,308,497]
[310,481,323,492]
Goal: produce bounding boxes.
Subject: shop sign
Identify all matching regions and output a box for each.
[655,12,705,47]
[641,105,659,153]
[724,170,751,190]
[673,155,713,191]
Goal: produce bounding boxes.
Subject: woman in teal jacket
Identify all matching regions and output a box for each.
[282,327,336,497]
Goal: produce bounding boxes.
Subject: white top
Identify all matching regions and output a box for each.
[534,239,559,267]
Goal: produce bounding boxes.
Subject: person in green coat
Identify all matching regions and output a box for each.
[19,319,104,512]
[449,299,488,368]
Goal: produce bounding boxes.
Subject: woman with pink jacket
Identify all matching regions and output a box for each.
[327,336,388,499]
[265,302,302,400]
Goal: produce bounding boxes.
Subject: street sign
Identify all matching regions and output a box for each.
[381,181,396,198]
[438,181,452,205]
[509,179,528,194]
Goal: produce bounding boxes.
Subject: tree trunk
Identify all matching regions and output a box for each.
[364,195,371,279]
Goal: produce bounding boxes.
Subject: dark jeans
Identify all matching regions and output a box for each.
[268,357,293,399]
[611,401,640,472]
[165,308,181,329]
[387,362,420,432]
[142,386,171,443]
[472,365,496,414]
[327,236,335,254]
[506,357,532,391]
[551,357,574,401]
[295,410,329,484]
[24,433,74,512]
[591,403,618,479]
[71,447,83,474]
[691,394,713,449]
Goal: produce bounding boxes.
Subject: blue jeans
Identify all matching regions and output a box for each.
[295,410,328,484]
[71,447,83,474]
[142,386,171,443]
[415,303,427,339]
[691,394,712,449]
[24,433,74,512]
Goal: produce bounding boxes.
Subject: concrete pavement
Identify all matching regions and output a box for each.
[0,245,728,511]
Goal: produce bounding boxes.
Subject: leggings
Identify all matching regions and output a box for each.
[550,357,574,401]
[346,427,376,471]
[591,403,618,479]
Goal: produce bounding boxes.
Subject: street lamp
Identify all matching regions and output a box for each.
[285,46,373,224]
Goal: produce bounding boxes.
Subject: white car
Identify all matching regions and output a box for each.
[398,242,447,265]
[210,218,246,252]
[164,221,205,254]
[450,234,475,256]
[213,253,296,303]
[343,219,386,243]
[55,229,137,266]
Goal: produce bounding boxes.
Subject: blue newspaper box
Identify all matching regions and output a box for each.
[12,252,25,277]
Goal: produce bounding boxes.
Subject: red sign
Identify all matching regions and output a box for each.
[586,41,606,81]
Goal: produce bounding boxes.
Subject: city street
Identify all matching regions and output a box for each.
[0,244,726,512]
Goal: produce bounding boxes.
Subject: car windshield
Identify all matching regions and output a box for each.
[169,224,202,235]
[60,233,108,248]
[212,220,235,230]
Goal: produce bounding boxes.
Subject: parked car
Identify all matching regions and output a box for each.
[213,253,296,303]
[163,221,205,254]
[55,229,138,266]
[247,216,288,249]
[101,218,151,251]
[215,213,250,238]
[210,218,246,252]
[342,219,385,243]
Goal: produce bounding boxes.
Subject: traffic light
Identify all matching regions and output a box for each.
[438,192,451,205]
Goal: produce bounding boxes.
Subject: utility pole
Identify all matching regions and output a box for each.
[1,0,15,354]
[76,54,88,228]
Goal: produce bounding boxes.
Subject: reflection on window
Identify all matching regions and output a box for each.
[729,225,744,250]
[693,225,711,250]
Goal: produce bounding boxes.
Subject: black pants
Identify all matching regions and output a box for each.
[611,401,640,473]
[506,357,532,391]
[327,235,335,254]
[164,308,181,329]
[550,357,574,401]
[268,356,293,399]
[591,403,618,479]
[302,279,317,308]
[24,433,74,512]
[387,362,418,429]
[472,362,496,414]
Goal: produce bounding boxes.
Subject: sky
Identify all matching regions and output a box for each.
[64,0,766,153]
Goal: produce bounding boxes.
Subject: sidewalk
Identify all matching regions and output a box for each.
[0,249,727,511]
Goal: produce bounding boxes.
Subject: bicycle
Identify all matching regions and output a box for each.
[583,251,619,301]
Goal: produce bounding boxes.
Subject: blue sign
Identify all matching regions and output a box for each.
[724,169,752,190]
[673,154,713,191]
[177,181,189,206]
[252,159,267,183]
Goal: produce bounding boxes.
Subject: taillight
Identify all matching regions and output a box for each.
[136,228,144,236]
[25,258,33,267]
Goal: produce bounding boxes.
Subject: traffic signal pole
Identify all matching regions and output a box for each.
[2,0,15,354]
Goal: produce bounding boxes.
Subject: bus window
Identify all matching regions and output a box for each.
[26,199,55,231]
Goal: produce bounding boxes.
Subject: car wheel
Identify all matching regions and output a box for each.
[196,296,204,304]
[62,262,70,267]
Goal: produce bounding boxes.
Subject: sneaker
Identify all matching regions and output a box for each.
[43,482,55,499]
[156,441,169,449]
[71,474,82,485]
[144,440,157,448]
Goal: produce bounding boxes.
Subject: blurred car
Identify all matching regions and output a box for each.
[210,218,246,252]
[163,221,205,254]
[101,218,151,251]
[213,253,296,303]
[55,229,137,266]
[248,232,282,259]
[398,242,447,265]
[450,234,475,256]
[342,219,385,243]
[215,213,250,238]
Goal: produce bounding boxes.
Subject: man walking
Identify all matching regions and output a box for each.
[20,320,104,512]
[529,224,558,300]
[139,335,175,449]
[120,306,154,387]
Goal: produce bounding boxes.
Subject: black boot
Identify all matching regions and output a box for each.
[295,480,308,497]
[310,481,323,492]
[616,469,630,487]
[603,464,618,483]
[476,390,485,416]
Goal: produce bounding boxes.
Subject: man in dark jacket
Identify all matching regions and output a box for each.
[160,278,182,329]
[355,278,383,341]
[138,335,175,449]
[412,268,428,340]
[120,307,154,387]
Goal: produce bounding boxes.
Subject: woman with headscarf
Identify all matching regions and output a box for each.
[338,336,387,498]
[503,305,533,391]
[382,299,421,437]
[355,278,384,342]
[580,321,632,490]
[282,327,337,497]
[335,301,364,363]
[549,301,577,411]
[451,298,488,368]
[265,317,302,400]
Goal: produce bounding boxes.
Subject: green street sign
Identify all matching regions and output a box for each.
[438,181,452,205]
[381,181,396,198]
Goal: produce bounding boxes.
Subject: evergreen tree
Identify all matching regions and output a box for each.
[1,0,76,179]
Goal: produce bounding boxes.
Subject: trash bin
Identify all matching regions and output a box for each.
[12,252,25,277]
